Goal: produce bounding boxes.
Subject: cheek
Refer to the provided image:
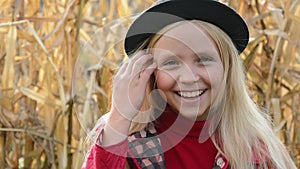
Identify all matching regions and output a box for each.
[205,66,224,86]
[155,70,176,91]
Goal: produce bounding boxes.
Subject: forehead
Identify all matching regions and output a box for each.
[152,22,219,57]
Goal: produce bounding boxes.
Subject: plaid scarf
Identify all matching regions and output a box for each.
[126,123,228,169]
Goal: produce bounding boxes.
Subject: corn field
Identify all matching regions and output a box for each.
[0,0,299,168]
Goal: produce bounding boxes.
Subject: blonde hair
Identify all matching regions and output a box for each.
[130,20,296,169]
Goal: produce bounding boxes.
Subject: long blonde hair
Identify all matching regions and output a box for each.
[130,20,296,169]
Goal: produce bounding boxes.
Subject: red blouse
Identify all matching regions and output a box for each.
[156,106,218,169]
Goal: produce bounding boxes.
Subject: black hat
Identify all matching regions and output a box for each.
[124,0,249,55]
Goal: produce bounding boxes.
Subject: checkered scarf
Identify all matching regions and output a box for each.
[126,123,229,169]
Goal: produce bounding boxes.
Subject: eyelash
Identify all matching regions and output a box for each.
[163,60,178,66]
[197,56,213,63]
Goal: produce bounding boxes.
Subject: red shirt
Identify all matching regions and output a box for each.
[156,106,218,169]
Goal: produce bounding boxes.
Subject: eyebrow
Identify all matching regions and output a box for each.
[158,53,178,58]
[155,51,217,59]
[154,53,179,62]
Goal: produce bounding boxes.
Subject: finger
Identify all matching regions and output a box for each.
[125,50,146,74]
[139,62,157,81]
[115,60,129,76]
[131,54,153,77]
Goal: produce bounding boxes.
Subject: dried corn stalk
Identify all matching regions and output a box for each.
[0,0,299,168]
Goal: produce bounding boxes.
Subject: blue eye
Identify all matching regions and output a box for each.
[198,57,212,63]
[163,60,178,66]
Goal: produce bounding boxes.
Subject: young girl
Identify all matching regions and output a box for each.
[82,0,297,168]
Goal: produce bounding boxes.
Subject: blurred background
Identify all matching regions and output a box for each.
[0,0,299,168]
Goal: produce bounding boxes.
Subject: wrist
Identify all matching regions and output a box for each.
[107,112,132,135]
[102,108,132,146]
[109,107,132,128]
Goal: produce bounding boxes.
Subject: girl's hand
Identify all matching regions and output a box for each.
[111,51,156,121]
[102,52,156,146]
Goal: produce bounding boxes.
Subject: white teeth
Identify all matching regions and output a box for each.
[177,90,206,98]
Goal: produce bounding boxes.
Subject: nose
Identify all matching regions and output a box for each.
[178,65,200,84]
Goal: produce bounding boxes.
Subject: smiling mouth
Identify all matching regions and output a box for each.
[176,89,207,98]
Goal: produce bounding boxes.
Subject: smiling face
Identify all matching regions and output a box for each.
[152,21,224,120]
